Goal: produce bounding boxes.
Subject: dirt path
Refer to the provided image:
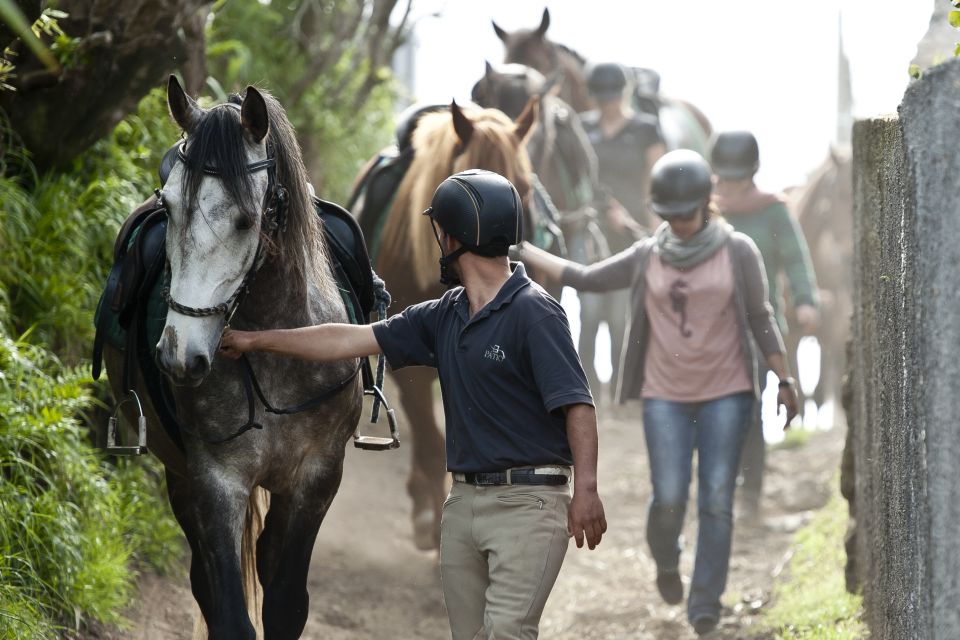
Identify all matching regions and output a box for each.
[115,403,845,640]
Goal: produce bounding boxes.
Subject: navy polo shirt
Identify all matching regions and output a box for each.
[372,263,593,472]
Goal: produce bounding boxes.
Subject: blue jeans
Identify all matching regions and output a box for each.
[643,392,755,621]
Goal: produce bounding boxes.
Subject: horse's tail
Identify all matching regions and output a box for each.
[192,487,270,640]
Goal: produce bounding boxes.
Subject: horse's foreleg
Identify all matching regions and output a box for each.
[258,464,344,640]
[179,469,257,640]
[393,368,446,551]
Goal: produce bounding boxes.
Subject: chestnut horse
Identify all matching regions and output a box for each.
[351,100,538,549]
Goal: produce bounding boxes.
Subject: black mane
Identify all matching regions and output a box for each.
[180,100,259,222]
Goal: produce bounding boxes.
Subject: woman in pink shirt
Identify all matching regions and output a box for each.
[519,150,798,636]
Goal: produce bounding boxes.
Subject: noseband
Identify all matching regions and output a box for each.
[160,121,288,322]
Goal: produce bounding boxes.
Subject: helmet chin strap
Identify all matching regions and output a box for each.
[431,219,468,287]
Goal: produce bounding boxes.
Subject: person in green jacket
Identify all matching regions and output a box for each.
[710,130,819,521]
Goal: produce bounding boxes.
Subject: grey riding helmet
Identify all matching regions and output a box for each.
[649,150,713,217]
[424,169,523,257]
[710,130,760,179]
[587,63,627,102]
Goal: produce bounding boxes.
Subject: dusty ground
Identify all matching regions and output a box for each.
[109,400,845,640]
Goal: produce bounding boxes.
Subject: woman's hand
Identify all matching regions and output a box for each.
[777,380,799,430]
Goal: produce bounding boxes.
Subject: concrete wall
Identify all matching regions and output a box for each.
[851,57,960,639]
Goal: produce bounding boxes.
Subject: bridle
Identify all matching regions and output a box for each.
[152,110,362,444]
[159,107,288,325]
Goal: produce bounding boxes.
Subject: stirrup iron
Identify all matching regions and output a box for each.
[354,386,400,451]
[106,390,148,455]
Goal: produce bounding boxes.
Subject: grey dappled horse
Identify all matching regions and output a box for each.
[105,77,361,639]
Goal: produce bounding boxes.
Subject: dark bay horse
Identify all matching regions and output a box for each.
[104,77,362,639]
[471,61,620,398]
[492,7,713,154]
[787,148,853,419]
[351,100,538,550]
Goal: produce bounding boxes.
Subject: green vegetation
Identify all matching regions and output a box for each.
[0,87,177,359]
[770,426,812,451]
[758,491,866,640]
[0,1,403,634]
[206,0,398,201]
[0,88,181,638]
[0,330,182,638]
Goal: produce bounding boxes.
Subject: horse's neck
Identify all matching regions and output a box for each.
[533,101,594,211]
[238,258,340,329]
[552,48,591,112]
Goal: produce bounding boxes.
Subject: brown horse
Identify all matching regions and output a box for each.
[355,100,538,550]
[492,8,592,112]
[787,148,853,419]
[492,7,713,155]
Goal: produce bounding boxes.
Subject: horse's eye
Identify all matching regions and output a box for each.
[235,217,253,231]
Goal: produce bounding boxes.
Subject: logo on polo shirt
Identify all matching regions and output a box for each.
[484,344,506,362]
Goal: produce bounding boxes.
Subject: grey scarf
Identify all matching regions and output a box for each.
[654,218,732,270]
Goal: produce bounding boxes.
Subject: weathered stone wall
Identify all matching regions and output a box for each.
[851,57,960,639]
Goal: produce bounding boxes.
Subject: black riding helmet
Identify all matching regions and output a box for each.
[649,150,713,217]
[710,130,760,179]
[587,63,627,102]
[424,169,523,284]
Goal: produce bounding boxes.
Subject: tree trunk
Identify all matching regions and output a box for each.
[0,0,211,172]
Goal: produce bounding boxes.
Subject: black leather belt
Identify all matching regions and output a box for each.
[453,468,569,486]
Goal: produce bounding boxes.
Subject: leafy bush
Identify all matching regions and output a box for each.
[0,90,182,637]
[0,87,177,360]
[0,328,181,638]
[206,0,399,202]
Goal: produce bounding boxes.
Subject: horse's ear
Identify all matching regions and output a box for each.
[241,86,270,144]
[167,75,204,134]
[514,95,539,143]
[534,7,550,39]
[451,99,474,149]
[492,20,508,43]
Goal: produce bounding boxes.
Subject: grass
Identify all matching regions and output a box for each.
[770,426,813,452]
[0,313,181,638]
[757,488,866,639]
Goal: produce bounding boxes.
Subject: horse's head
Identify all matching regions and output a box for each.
[492,8,557,75]
[156,76,275,386]
[447,99,538,209]
[380,99,539,291]
[471,61,561,120]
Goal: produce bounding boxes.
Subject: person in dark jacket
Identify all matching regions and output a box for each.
[710,130,820,520]
[220,169,606,640]
[518,150,798,636]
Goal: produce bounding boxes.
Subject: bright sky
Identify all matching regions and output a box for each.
[401,0,933,190]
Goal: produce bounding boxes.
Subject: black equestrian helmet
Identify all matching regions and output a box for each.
[649,150,714,217]
[424,169,523,257]
[710,130,760,179]
[587,63,627,102]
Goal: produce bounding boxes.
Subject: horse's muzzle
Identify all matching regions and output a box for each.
[156,327,212,387]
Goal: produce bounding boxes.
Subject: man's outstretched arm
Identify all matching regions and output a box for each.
[219,324,381,362]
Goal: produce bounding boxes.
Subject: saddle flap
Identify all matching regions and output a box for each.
[315,197,376,319]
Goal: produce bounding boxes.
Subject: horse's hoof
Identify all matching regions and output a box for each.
[412,510,439,551]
